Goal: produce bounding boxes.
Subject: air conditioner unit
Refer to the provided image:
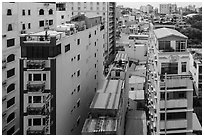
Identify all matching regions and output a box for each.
[2,110,7,118]
[2,59,6,63]
[2,34,6,38]
[2,80,7,86]
[2,95,7,102]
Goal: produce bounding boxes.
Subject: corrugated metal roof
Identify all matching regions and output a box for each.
[153,28,188,39]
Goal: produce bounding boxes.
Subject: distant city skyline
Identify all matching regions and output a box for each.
[117,2,202,9]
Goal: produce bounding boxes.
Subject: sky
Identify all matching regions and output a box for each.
[117,1,203,9]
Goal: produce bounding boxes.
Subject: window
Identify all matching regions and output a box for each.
[95,42,96,46]
[28,23,31,29]
[77,70,80,77]
[77,99,80,108]
[7,9,12,15]
[7,38,15,47]
[8,24,13,31]
[28,119,32,126]
[161,63,178,74]
[95,64,96,68]
[61,15,64,19]
[176,41,186,52]
[39,20,44,27]
[28,96,32,103]
[7,97,15,108]
[77,116,80,126]
[28,74,32,81]
[49,20,53,25]
[181,62,187,72]
[199,66,202,73]
[116,71,120,77]
[77,39,80,45]
[7,126,15,135]
[131,87,134,91]
[7,112,15,123]
[22,24,25,30]
[65,44,70,52]
[94,53,96,57]
[39,9,44,15]
[95,75,96,79]
[7,68,15,78]
[49,9,53,15]
[33,74,41,81]
[43,118,46,125]
[95,30,96,35]
[77,85,80,92]
[89,33,91,38]
[160,92,165,100]
[33,118,41,126]
[22,9,25,16]
[158,41,172,51]
[33,96,41,103]
[77,54,80,61]
[7,54,15,63]
[97,2,99,5]
[7,83,15,94]
[28,9,31,15]
[43,74,46,81]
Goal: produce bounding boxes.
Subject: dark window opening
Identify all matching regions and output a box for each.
[7,68,15,78]
[7,54,15,63]
[33,118,41,126]
[7,9,12,15]
[39,20,44,27]
[7,97,15,108]
[8,24,13,31]
[33,96,41,103]
[49,20,53,26]
[7,126,15,135]
[39,9,44,15]
[33,74,41,81]
[7,83,15,94]
[7,38,15,47]
[43,74,46,81]
[65,44,70,52]
[28,119,32,126]
[181,62,187,72]
[22,9,25,16]
[7,112,15,123]
[28,9,31,15]
[49,9,53,15]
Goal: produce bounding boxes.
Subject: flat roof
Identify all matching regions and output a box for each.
[82,117,117,133]
[90,92,121,110]
[98,80,123,94]
[129,90,144,100]
[154,28,187,39]
[129,75,145,84]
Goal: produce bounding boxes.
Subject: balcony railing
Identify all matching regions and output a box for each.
[27,104,46,115]
[27,82,45,93]
[27,60,45,69]
[27,126,45,135]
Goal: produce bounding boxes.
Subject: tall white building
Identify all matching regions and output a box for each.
[19,15,105,135]
[147,27,194,135]
[3,2,56,135]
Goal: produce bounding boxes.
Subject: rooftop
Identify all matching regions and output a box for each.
[129,90,144,100]
[129,75,145,84]
[82,117,117,134]
[154,28,188,39]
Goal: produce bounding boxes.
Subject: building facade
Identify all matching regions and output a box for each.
[19,16,105,135]
[2,2,56,135]
[147,27,194,135]
[160,4,177,14]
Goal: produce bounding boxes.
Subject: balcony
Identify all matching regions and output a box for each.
[160,119,187,129]
[160,74,193,90]
[27,82,45,93]
[27,126,45,135]
[27,60,45,70]
[27,103,45,115]
[160,99,187,108]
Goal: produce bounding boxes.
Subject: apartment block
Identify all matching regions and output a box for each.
[147,27,194,135]
[160,4,177,14]
[66,2,116,65]
[2,2,57,135]
[2,2,20,135]
[19,15,105,135]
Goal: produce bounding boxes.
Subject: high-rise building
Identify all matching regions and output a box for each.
[2,2,56,135]
[147,27,194,135]
[66,2,116,66]
[19,15,105,135]
[140,4,153,14]
[160,3,177,14]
